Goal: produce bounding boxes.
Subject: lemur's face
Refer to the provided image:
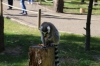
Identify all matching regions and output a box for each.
[42,32,48,37]
[40,26,50,37]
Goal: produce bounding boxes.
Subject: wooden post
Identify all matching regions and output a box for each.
[29,46,55,66]
[38,9,41,30]
[80,8,85,14]
[0,0,5,52]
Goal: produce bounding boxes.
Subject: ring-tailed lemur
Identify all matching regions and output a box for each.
[39,22,60,66]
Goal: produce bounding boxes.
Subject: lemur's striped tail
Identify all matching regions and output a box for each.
[55,45,59,66]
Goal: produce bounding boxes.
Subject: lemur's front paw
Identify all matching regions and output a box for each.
[43,46,46,48]
[50,43,54,47]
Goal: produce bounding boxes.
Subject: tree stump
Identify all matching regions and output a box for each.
[29,46,55,66]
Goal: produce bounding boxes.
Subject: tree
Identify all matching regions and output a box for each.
[0,0,4,52]
[85,0,93,51]
[81,0,85,3]
[53,0,64,13]
[94,0,98,2]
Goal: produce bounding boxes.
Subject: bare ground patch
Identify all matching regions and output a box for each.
[0,46,23,56]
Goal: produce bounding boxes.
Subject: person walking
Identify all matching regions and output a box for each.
[20,0,27,15]
[27,0,34,4]
[7,0,13,10]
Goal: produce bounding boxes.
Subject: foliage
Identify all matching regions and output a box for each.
[0,19,100,66]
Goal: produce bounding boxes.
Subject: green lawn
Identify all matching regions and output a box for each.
[0,18,100,66]
[41,0,100,15]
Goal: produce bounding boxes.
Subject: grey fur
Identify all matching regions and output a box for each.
[40,22,60,47]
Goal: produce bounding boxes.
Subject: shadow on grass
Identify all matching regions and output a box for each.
[64,7,80,9]
[64,7,100,10]
[65,1,87,4]
[4,12,86,21]
[60,33,100,53]
[0,33,100,66]
[93,8,100,10]
[0,33,41,65]
[59,33,100,66]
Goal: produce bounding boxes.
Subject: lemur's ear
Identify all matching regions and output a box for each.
[47,26,50,33]
[40,26,43,31]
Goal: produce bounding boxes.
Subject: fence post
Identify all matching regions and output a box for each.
[38,9,41,30]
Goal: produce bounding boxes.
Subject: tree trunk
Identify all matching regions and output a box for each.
[29,46,55,66]
[0,0,4,52]
[81,0,85,3]
[94,0,98,2]
[0,16,4,52]
[85,0,93,51]
[53,0,64,13]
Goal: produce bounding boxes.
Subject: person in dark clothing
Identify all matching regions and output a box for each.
[7,0,13,10]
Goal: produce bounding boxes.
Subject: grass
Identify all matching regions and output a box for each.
[0,18,41,66]
[0,18,100,66]
[41,0,100,15]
